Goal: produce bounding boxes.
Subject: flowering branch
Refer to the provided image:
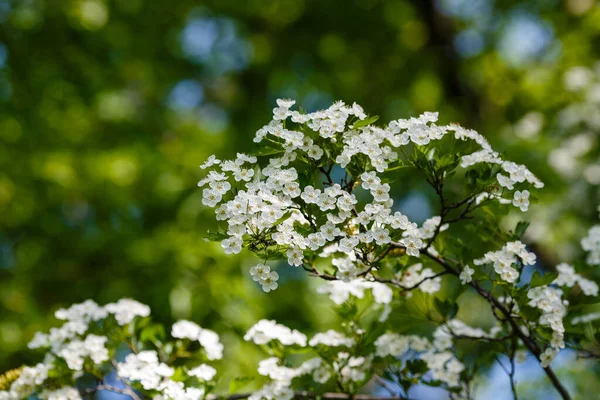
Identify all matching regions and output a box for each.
[5,99,600,400]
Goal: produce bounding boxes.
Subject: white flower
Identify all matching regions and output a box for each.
[309,330,355,347]
[202,189,222,207]
[105,299,151,325]
[581,225,600,265]
[317,280,392,305]
[234,168,255,182]
[540,348,557,368]
[260,271,279,292]
[372,228,391,245]
[313,367,331,384]
[459,265,474,284]
[276,98,296,108]
[118,351,174,390]
[198,329,224,360]
[320,222,342,241]
[250,264,270,282]
[188,364,217,381]
[221,236,243,254]
[57,335,109,371]
[283,182,301,198]
[171,320,202,340]
[496,173,515,190]
[371,183,390,202]
[286,247,304,266]
[409,127,430,146]
[54,300,107,323]
[249,381,294,400]
[39,387,82,400]
[400,236,423,257]
[244,320,307,346]
[360,171,380,190]
[512,190,530,212]
[307,146,324,160]
[6,363,49,398]
[200,155,221,169]
[300,186,321,204]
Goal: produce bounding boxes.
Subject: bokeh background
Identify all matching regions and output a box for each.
[1,0,600,398]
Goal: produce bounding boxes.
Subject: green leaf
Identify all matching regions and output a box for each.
[171,366,187,382]
[229,377,254,393]
[434,298,458,320]
[426,147,438,162]
[249,144,284,157]
[406,359,428,375]
[529,270,558,288]
[140,323,165,344]
[273,211,292,226]
[514,221,530,239]
[203,230,229,242]
[263,249,286,260]
[353,115,379,128]
[465,169,479,188]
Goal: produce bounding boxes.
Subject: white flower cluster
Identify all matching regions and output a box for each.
[29,299,150,350]
[117,350,212,400]
[375,330,465,388]
[38,387,81,400]
[247,325,370,400]
[308,330,355,347]
[25,299,151,373]
[188,364,218,381]
[554,262,599,296]
[249,357,331,400]
[333,353,371,384]
[104,298,152,325]
[434,319,501,350]
[572,311,600,325]
[56,334,109,371]
[250,263,279,292]
[2,299,220,400]
[473,241,537,283]
[200,100,543,291]
[244,320,308,347]
[396,263,442,294]
[249,381,294,400]
[453,135,544,195]
[523,226,600,368]
[245,314,483,400]
[581,225,600,265]
[171,320,224,360]
[527,286,567,367]
[118,351,175,391]
[0,364,49,400]
[146,382,206,400]
[543,63,600,184]
[317,279,393,305]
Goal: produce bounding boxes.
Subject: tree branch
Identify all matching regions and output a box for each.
[421,251,572,400]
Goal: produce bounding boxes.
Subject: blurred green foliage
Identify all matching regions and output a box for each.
[1,0,600,396]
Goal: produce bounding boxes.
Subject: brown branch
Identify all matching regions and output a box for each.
[373,270,448,292]
[422,251,572,400]
[320,166,335,186]
[309,155,570,398]
[450,332,512,344]
[509,336,519,400]
[302,264,337,281]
